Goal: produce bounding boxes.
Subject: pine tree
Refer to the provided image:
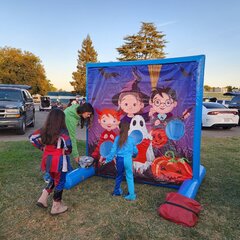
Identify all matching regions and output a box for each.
[71,35,98,95]
[117,22,167,61]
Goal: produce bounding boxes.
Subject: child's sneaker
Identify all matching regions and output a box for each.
[124,194,136,201]
[112,188,123,196]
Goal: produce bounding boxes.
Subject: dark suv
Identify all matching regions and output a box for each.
[0,84,35,134]
[225,92,240,125]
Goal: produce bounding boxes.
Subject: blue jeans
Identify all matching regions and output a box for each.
[114,156,135,196]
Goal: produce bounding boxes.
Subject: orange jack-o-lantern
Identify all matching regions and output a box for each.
[151,151,192,183]
[151,128,168,148]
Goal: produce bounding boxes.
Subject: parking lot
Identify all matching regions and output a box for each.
[0,106,86,141]
[0,106,239,142]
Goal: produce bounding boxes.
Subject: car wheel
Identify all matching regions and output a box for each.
[17,119,26,135]
[223,126,232,130]
[29,114,35,127]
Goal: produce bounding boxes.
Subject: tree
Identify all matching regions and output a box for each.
[204,85,211,91]
[47,80,57,92]
[0,47,54,95]
[71,35,98,95]
[232,86,239,91]
[225,86,233,92]
[116,22,167,61]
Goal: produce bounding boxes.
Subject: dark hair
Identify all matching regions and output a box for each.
[118,122,130,148]
[41,109,66,145]
[76,102,94,128]
[150,87,177,102]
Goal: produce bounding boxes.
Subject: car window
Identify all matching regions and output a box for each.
[41,97,50,101]
[217,100,230,105]
[203,102,226,109]
[22,91,29,101]
[23,90,33,101]
[0,89,22,101]
[25,90,32,99]
[230,96,240,104]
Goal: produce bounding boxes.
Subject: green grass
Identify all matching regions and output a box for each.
[0,138,240,240]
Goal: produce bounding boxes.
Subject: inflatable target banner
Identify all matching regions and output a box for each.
[86,56,206,197]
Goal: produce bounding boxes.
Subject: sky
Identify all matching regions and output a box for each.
[1,0,240,91]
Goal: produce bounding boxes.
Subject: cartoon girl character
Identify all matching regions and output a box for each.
[91,108,121,162]
[112,68,149,124]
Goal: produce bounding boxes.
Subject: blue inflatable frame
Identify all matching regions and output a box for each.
[83,55,206,199]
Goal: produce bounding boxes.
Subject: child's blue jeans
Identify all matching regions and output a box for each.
[114,156,135,196]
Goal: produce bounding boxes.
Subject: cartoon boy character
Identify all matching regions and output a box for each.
[91,108,121,162]
[149,87,178,127]
[149,87,191,147]
[112,68,149,123]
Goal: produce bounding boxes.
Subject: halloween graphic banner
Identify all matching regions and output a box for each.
[87,56,204,186]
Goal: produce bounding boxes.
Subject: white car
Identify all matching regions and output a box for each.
[202,102,239,129]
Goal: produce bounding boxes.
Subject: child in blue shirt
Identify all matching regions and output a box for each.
[105,122,138,201]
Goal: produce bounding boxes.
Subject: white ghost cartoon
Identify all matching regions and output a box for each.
[129,115,155,174]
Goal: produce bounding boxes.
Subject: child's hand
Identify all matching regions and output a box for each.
[182,109,191,119]
[102,161,107,166]
[154,119,161,126]
[103,134,108,139]
[149,107,155,117]
[99,156,106,165]
[74,157,80,164]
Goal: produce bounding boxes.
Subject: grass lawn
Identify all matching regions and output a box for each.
[0,137,240,240]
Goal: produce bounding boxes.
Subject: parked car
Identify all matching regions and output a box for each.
[216,99,230,107]
[202,102,239,129]
[224,92,240,125]
[32,94,41,103]
[203,97,217,102]
[228,95,240,125]
[0,84,35,134]
[59,98,72,109]
[51,99,63,110]
[39,96,51,111]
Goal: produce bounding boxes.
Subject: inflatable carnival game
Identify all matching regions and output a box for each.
[86,55,206,200]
